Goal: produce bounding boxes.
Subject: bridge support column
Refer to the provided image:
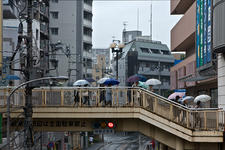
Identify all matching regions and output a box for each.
[176,137,183,150]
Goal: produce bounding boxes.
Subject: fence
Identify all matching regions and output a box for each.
[0,86,224,131]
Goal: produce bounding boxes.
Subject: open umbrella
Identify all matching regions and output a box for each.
[194,94,211,103]
[4,75,20,80]
[103,78,120,85]
[182,96,194,102]
[73,80,90,86]
[97,77,110,84]
[145,78,161,86]
[138,81,148,89]
[168,92,185,100]
[127,74,147,82]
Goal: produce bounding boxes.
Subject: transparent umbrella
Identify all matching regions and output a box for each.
[194,95,211,103]
[73,80,90,86]
[145,78,161,86]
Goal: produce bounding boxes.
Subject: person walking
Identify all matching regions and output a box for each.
[74,85,81,106]
[194,100,202,128]
[99,84,106,106]
[132,81,142,106]
[105,84,112,106]
[82,84,90,106]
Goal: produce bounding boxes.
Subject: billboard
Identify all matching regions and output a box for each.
[196,0,212,68]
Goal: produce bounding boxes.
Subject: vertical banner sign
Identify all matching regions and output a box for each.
[207,0,212,63]
[203,0,208,65]
[196,0,200,68]
[0,113,2,144]
[199,0,203,67]
[196,0,212,68]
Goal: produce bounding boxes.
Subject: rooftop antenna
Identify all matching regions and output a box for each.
[123,21,128,31]
[137,8,139,31]
[150,1,153,40]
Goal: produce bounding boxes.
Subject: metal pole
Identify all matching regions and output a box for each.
[24,0,33,149]
[6,76,68,150]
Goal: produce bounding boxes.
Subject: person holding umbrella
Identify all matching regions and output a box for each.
[82,84,90,106]
[132,81,142,106]
[105,84,112,106]
[103,78,119,106]
[99,84,106,106]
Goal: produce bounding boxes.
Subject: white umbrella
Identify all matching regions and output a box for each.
[182,96,194,102]
[194,94,211,103]
[73,80,90,86]
[97,77,110,84]
[145,78,161,86]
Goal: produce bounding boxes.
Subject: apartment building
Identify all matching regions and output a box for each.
[170,0,217,107]
[49,0,93,84]
[92,48,111,82]
[116,36,174,97]
[2,0,50,86]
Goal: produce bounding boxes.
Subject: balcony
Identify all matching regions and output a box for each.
[83,50,92,59]
[3,0,17,19]
[83,19,92,28]
[171,1,196,52]
[171,0,195,14]
[83,35,92,44]
[40,4,49,18]
[84,3,92,13]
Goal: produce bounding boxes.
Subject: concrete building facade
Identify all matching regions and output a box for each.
[92,48,111,82]
[49,0,93,84]
[1,0,50,86]
[170,0,218,107]
[116,36,174,97]
[213,0,225,109]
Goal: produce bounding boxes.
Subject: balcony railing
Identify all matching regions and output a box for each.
[0,87,224,131]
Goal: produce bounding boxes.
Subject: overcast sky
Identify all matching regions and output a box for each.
[92,1,182,49]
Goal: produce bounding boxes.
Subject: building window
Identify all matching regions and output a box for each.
[51,11,59,19]
[52,0,58,3]
[140,47,149,53]
[161,50,170,55]
[151,49,160,54]
[51,28,58,35]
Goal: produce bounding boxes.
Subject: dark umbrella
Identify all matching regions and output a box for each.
[4,75,20,80]
[103,78,120,85]
[85,78,96,83]
[127,74,147,82]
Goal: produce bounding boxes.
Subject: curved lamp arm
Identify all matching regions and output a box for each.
[6,76,68,149]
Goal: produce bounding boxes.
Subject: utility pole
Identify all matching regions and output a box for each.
[24,0,34,149]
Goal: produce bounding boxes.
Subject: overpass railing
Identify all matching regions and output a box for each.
[0,86,224,131]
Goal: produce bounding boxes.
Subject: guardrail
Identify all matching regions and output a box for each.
[0,86,224,131]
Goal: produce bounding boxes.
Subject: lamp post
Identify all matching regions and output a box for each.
[110,40,124,80]
[6,76,68,150]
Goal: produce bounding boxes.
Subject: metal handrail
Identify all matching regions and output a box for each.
[0,86,224,131]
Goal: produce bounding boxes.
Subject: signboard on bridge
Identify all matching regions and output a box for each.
[93,129,115,135]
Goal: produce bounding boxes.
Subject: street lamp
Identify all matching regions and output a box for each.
[110,40,124,80]
[6,76,68,150]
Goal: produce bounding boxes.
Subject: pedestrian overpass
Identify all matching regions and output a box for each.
[0,87,224,150]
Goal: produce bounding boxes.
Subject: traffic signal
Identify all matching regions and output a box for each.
[108,122,114,128]
[93,120,116,129]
